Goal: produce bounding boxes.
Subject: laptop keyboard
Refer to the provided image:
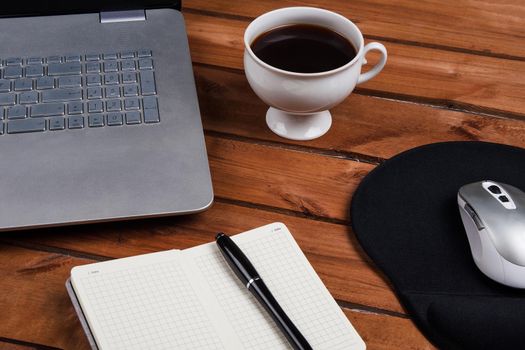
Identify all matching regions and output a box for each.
[0,49,159,134]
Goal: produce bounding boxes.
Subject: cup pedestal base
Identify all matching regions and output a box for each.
[265,107,332,141]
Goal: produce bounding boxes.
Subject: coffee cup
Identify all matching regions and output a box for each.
[244,7,387,141]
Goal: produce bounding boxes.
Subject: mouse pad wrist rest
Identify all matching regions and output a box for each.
[350,141,525,349]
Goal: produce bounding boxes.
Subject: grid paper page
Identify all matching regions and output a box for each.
[185,222,365,350]
[71,250,225,350]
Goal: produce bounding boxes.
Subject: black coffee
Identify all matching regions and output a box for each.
[251,24,356,74]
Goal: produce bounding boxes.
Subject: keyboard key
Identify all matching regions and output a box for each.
[4,66,23,79]
[49,117,66,130]
[122,72,137,84]
[120,51,135,58]
[14,79,33,91]
[6,57,22,66]
[138,50,152,58]
[124,98,140,110]
[104,61,119,72]
[19,91,39,104]
[123,84,138,97]
[47,56,62,63]
[0,80,11,93]
[48,62,82,76]
[27,57,43,65]
[65,55,81,62]
[0,93,16,106]
[26,64,44,77]
[42,88,82,102]
[104,73,119,85]
[58,76,82,88]
[88,113,104,127]
[87,87,102,99]
[85,54,101,61]
[0,122,4,134]
[68,116,84,129]
[88,100,104,113]
[106,99,121,111]
[142,96,158,109]
[86,62,101,73]
[31,103,65,117]
[36,76,55,89]
[107,112,123,126]
[68,101,84,114]
[8,118,46,133]
[7,105,26,119]
[144,108,160,123]
[139,71,156,95]
[125,111,141,124]
[86,74,101,86]
[120,60,136,71]
[105,86,120,98]
[138,58,153,70]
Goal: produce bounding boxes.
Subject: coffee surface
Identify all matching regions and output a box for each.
[251,24,356,73]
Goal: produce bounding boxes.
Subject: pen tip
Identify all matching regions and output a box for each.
[215,232,225,240]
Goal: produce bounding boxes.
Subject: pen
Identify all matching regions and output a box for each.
[215,233,313,350]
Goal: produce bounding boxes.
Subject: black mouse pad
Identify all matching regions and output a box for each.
[350,141,525,349]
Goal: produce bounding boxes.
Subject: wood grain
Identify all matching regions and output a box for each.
[184,0,525,60]
[0,244,432,350]
[195,64,525,160]
[0,245,91,350]
[206,136,373,221]
[1,201,403,314]
[185,12,525,117]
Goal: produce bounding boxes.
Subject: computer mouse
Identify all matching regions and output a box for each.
[458,180,525,288]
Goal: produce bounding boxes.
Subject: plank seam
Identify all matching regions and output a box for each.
[337,300,408,319]
[0,337,62,350]
[204,129,383,164]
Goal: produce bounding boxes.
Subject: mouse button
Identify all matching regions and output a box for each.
[464,203,485,230]
[488,185,502,194]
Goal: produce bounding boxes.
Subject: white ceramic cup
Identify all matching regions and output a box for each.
[244,7,387,141]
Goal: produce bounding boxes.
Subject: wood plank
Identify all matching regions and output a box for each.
[206,136,373,221]
[0,245,431,350]
[0,245,91,350]
[184,0,525,60]
[195,64,525,160]
[2,201,402,314]
[185,12,525,117]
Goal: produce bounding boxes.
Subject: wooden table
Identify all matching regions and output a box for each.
[2,1,525,349]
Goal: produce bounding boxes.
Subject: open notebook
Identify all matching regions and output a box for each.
[67,222,365,350]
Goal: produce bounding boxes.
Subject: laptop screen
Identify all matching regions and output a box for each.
[0,0,181,17]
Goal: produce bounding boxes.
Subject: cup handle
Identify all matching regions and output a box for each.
[357,42,387,85]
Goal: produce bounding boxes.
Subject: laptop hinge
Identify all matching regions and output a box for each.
[100,10,146,23]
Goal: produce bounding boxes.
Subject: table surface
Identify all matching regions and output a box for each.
[2,1,525,349]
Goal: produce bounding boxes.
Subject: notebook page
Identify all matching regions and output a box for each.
[71,250,230,350]
[184,222,365,350]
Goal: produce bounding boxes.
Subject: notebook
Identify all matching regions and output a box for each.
[67,222,366,350]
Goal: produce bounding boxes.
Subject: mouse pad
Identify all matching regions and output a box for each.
[350,141,525,349]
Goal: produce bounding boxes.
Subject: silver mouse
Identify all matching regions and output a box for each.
[458,180,525,288]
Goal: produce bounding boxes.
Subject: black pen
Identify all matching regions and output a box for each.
[215,233,313,350]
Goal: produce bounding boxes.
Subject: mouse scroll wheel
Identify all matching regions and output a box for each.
[464,204,485,230]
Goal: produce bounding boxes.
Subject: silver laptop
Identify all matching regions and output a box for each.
[0,1,213,231]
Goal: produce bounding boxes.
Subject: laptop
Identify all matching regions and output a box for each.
[0,1,213,231]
